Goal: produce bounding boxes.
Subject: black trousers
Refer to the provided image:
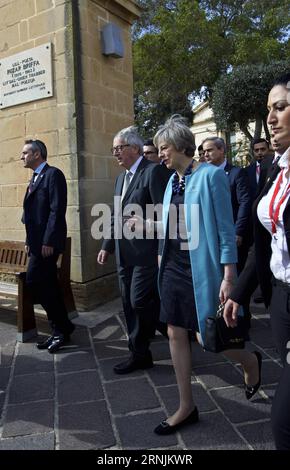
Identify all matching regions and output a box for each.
[269,278,290,450]
[26,253,74,336]
[118,264,161,359]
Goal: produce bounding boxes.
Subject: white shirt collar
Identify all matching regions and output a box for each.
[128,155,143,175]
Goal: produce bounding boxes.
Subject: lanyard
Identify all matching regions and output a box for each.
[269,169,290,234]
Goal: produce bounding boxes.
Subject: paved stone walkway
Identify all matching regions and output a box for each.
[0,298,280,450]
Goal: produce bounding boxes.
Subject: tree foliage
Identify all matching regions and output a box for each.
[133,0,290,136]
[211,61,290,141]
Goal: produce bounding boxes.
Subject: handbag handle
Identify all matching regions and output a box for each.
[216,301,226,318]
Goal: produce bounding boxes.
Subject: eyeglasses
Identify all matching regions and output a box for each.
[111,144,130,154]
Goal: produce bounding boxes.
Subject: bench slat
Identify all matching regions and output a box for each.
[0,238,76,342]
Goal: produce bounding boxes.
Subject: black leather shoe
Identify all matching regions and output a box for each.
[113,354,153,375]
[36,335,55,350]
[154,407,199,435]
[47,335,66,354]
[245,351,262,400]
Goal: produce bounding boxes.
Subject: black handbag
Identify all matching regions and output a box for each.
[203,302,246,353]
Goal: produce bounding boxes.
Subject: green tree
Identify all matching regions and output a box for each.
[211,61,290,141]
[133,0,290,135]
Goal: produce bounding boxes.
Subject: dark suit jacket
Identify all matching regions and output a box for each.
[102,157,171,267]
[224,163,252,238]
[257,154,280,195]
[230,164,289,308]
[23,164,67,256]
[245,161,259,202]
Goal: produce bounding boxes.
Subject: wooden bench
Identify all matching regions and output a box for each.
[0,238,77,342]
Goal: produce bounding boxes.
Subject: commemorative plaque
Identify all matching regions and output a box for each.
[0,43,53,109]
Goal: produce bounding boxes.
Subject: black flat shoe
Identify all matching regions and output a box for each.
[154,407,199,435]
[245,351,262,400]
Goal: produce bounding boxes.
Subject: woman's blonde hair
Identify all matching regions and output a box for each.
[153,114,196,157]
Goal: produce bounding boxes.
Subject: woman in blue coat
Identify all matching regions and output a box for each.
[152,116,261,435]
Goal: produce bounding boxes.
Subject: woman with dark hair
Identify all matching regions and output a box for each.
[224,73,290,450]
[150,115,261,435]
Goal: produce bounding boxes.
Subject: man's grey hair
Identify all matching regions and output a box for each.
[202,137,226,153]
[114,126,144,154]
[153,115,196,157]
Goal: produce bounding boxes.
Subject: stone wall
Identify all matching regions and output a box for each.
[0,0,140,310]
[0,0,79,276]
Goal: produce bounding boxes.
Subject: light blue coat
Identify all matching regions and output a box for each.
[159,163,238,344]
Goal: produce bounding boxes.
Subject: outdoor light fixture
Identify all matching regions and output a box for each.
[101,23,124,58]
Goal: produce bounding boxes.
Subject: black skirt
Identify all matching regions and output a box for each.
[159,192,199,332]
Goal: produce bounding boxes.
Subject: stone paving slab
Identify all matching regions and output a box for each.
[210,387,271,424]
[55,348,97,374]
[0,393,5,416]
[0,341,16,368]
[191,343,228,366]
[93,339,129,359]
[8,372,54,404]
[58,400,115,450]
[237,421,275,450]
[237,359,282,387]
[158,383,218,414]
[193,363,244,390]
[0,367,10,390]
[0,432,55,450]
[150,340,171,361]
[115,411,178,449]
[2,400,54,438]
[105,377,160,414]
[14,351,54,375]
[180,410,249,450]
[147,363,177,387]
[90,316,126,342]
[249,328,276,349]
[57,370,104,404]
[69,327,91,348]
[0,300,279,450]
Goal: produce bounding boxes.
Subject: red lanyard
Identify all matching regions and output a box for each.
[269,169,290,234]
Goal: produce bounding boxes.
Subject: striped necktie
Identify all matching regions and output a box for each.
[121,171,132,200]
[28,172,37,193]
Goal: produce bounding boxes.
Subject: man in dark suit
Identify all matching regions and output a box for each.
[257,137,282,194]
[143,139,159,163]
[245,138,271,200]
[97,126,170,374]
[21,139,74,353]
[203,137,252,326]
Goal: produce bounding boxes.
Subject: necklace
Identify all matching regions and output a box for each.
[172,161,193,195]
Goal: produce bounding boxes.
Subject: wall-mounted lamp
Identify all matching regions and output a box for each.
[101,23,124,58]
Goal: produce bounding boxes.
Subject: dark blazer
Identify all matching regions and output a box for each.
[224,162,252,238]
[245,161,259,201]
[102,157,170,267]
[257,154,280,194]
[230,164,289,308]
[23,164,67,256]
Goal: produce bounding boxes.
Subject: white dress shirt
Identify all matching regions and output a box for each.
[257,147,290,283]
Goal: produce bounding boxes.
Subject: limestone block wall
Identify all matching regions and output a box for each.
[74,0,140,307]
[0,0,140,309]
[0,0,81,280]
